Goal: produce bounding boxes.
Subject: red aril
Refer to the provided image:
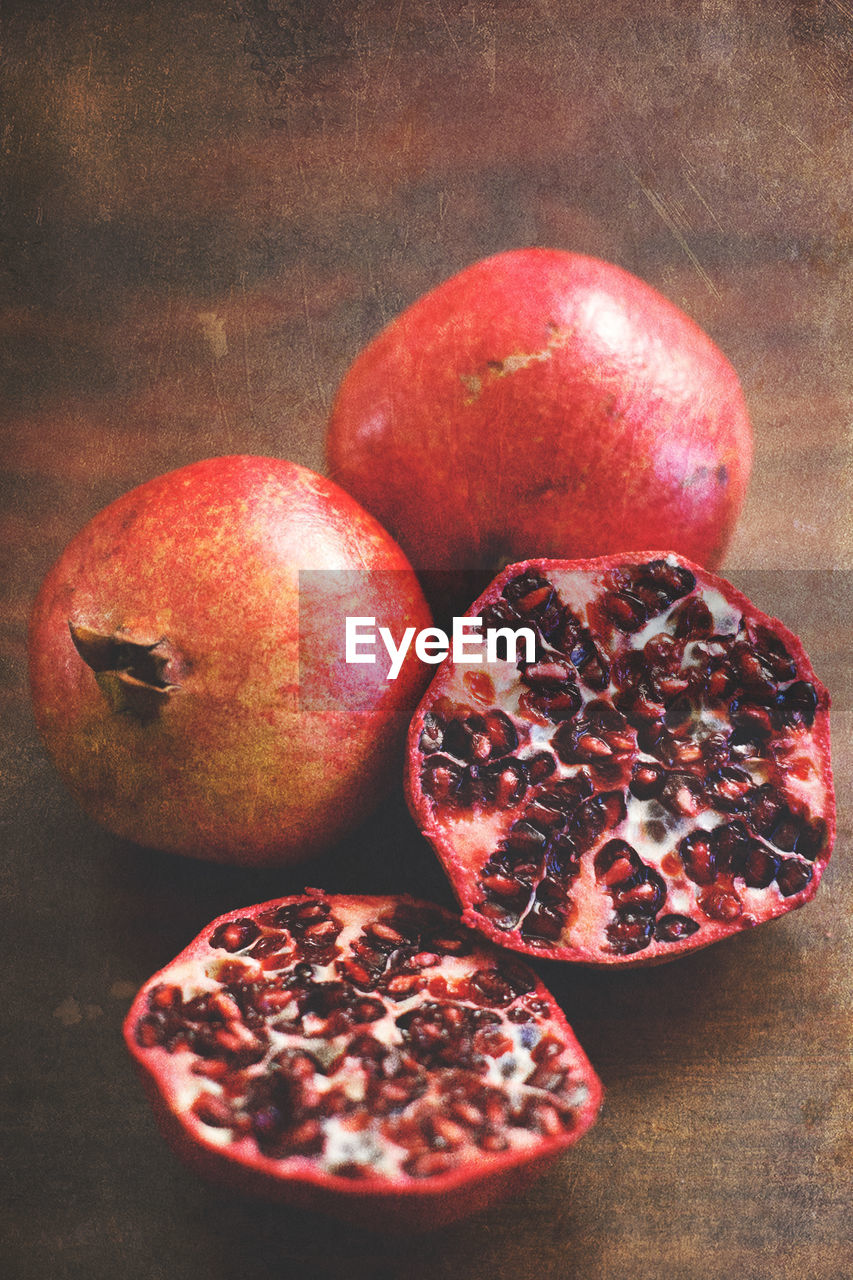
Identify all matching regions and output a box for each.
[123,891,602,1229]
[405,554,834,964]
[28,456,431,866]
[327,250,752,609]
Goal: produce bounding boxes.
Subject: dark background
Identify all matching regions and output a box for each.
[2,3,851,1277]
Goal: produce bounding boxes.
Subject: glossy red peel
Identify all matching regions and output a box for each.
[327,249,752,601]
[29,455,431,866]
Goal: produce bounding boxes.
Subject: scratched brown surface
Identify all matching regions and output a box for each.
[2,3,852,1278]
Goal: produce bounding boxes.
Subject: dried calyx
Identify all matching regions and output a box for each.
[124,892,602,1228]
[406,553,834,965]
[69,622,179,720]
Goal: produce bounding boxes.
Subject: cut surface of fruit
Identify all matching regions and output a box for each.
[405,554,834,965]
[124,892,602,1229]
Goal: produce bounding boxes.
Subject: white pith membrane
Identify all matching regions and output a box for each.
[412,556,832,961]
[130,895,596,1182]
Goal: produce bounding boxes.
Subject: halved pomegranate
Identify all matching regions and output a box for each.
[124,891,602,1229]
[405,554,834,964]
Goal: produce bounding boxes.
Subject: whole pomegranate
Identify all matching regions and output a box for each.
[405,553,834,964]
[327,249,752,607]
[29,456,431,865]
[124,890,602,1229]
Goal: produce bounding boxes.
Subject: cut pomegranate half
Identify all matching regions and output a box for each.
[124,891,602,1229]
[405,554,834,965]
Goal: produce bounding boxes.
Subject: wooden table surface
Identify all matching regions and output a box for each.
[2,3,851,1277]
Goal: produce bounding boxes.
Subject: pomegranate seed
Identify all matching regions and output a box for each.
[643,632,682,671]
[418,713,445,753]
[606,907,653,954]
[621,688,666,725]
[385,974,424,996]
[661,737,703,768]
[594,839,642,886]
[366,921,406,946]
[210,919,261,952]
[481,873,527,900]
[479,1132,510,1153]
[748,783,783,835]
[149,984,182,1010]
[612,868,666,914]
[404,1151,456,1178]
[524,751,557,783]
[483,709,518,754]
[635,558,696,602]
[629,760,665,799]
[530,1034,563,1064]
[483,759,527,808]
[706,765,752,811]
[213,1025,264,1054]
[661,772,705,818]
[742,843,780,889]
[420,754,465,804]
[450,1100,485,1127]
[570,790,627,850]
[778,680,818,727]
[524,797,568,830]
[733,647,765,685]
[576,733,613,759]
[765,807,801,851]
[342,958,375,987]
[521,902,565,942]
[678,831,716,885]
[711,820,752,874]
[601,590,648,632]
[463,671,496,705]
[430,1115,469,1148]
[192,1093,234,1128]
[670,596,714,638]
[707,667,733,700]
[776,859,813,897]
[530,1102,566,1136]
[654,914,700,942]
[209,991,243,1021]
[522,659,575,688]
[190,1058,230,1080]
[135,1017,167,1048]
[699,887,743,922]
[505,820,549,854]
[747,625,797,680]
[793,819,826,861]
[730,700,774,738]
[577,646,610,690]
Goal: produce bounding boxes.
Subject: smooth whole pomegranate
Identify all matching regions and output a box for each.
[405,553,834,964]
[28,456,431,865]
[326,249,752,609]
[124,890,602,1229]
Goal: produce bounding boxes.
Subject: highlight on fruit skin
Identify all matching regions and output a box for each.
[123,891,603,1230]
[405,552,835,966]
[27,455,432,867]
[326,249,753,605]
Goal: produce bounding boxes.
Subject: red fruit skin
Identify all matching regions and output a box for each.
[123,893,603,1231]
[405,553,835,966]
[28,456,431,866]
[327,249,752,591]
